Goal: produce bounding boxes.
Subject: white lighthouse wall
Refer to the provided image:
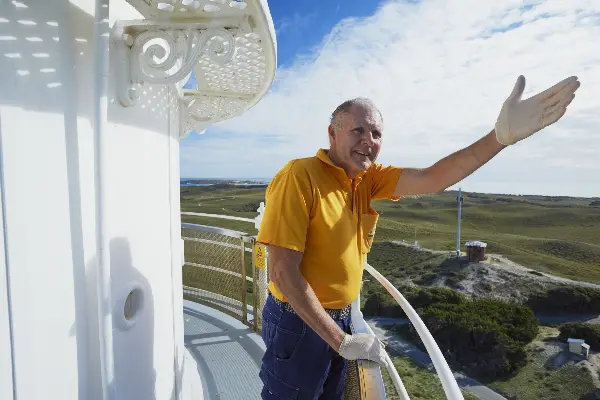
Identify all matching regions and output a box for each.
[0,0,185,398]
[0,165,14,400]
[0,0,97,398]
[105,31,182,400]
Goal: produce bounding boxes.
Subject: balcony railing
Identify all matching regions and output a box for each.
[181,214,464,399]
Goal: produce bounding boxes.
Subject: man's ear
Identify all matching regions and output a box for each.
[328,124,336,145]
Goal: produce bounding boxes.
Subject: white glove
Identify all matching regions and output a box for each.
[338,333,388,367]
[495,75,580,145]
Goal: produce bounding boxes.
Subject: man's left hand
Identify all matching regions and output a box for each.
[495,75,581,146]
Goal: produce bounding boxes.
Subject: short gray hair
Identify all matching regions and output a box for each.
[330,97,382,129]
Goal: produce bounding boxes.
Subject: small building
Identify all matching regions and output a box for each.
[568,338,590,358]
[465,240,487,262]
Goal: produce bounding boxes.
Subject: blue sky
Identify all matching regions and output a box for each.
[180,0,600,197]
[268,1,383,68]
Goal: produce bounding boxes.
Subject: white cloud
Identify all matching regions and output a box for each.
[181,0,600,197]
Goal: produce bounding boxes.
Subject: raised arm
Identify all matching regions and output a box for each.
[393,75,580,198]
[393,130,504,197]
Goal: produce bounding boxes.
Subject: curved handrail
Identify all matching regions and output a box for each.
[181,211,255,223]
[364,263,464,400]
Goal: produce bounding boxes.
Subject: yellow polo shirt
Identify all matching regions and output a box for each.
[257,149,402,309]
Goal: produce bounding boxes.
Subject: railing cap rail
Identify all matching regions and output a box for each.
[182,222,248,240]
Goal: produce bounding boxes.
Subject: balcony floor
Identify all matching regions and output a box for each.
[183,300,265,400]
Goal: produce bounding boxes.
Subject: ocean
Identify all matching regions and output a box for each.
[180,178,271,187]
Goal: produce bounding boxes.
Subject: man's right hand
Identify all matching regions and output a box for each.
[338,333,388,367]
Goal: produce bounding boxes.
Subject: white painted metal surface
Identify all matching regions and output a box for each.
[115,0,277,137]
[181,211,255,223]
[1,0,95,397]
[0,0,276,398]
[0,132,15,400]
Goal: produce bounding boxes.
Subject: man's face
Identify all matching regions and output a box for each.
[328,105,383,178]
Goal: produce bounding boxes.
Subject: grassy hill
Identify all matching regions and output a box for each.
[181,184,600,284]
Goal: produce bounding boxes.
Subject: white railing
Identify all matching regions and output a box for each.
[181,211,255,223]
[364,263,464,400]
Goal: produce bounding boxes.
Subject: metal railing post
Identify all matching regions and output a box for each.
[251,237,259,332]
[240,237,248,325]
[251,239,268,333]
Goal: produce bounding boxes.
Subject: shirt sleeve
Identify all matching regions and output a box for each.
[256,162,313,253]
[369,163,403,201]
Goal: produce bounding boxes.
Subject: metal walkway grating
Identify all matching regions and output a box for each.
[183,300,265,399]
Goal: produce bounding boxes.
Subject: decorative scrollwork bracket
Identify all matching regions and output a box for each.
[111,20,240,107]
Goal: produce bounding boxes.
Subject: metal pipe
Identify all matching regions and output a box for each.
[93,0,114,398]
[456,188,463,257]
[251,238,259,332]
[181,222,248,239]
[181,211,255,223]
[240,237,248,325]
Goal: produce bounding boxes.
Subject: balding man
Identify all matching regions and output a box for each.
[256,75,580,399]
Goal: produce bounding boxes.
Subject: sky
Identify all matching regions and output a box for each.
[180,0,600,198]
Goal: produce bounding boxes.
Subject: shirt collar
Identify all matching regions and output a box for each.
[316,149,367,187]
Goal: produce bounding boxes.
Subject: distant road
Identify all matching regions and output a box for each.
[537,314,600,325]
[367,318,508,400]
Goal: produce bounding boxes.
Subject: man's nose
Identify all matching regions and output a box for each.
[360,132,375,146]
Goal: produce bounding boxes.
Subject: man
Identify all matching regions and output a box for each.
[256,75,580,399]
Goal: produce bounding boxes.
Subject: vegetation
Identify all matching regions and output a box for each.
[381,292,539,381]
[381,355,479,400]
[526,287,600,315]
[421,301,537,380]
[490,358,597,400]
[489,327,598,400]
[364,285,540,380]
[559,322,600,348]
[363,285,466,318]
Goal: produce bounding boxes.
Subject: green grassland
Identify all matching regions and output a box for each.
[181,184,600,283]
[381,356,479,400]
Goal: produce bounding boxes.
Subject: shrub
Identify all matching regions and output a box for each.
[362,286,466,318]
[417,300,537,380]
[526,287,600,314]
[362,292,405,317]
[559,322,600,349]
[363,286,538,380]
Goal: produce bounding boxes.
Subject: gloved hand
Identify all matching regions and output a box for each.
[338,333,388,367]
[495,75,580,145]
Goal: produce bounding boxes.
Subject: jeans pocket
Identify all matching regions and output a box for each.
[273,313,306,362]
[260,367,300,400]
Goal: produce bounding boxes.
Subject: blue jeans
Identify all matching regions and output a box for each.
[259,295,352,400]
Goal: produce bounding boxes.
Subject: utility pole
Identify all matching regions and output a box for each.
[455,188,463,257]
